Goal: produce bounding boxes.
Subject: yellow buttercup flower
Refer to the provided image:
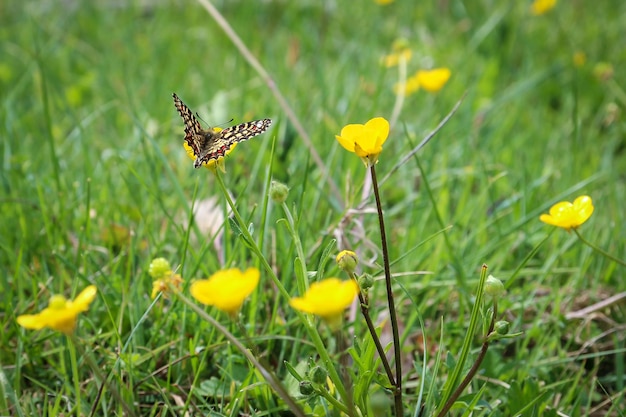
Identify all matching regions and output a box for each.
[17,285,98,334]
[374,0,394,5]
[393,74,421,96]
[183,128,237,173]
[290,278,359,329]
[573,51,586,68]
[539,195,594,231]
[336,117,390,167]
[415,68,451,93]
[383,49,412,68]
[190,268,260,316]
[530,0,556,15]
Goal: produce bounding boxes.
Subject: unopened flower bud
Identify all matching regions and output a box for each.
[358,273,374,291]
[484,275,505,298]
[299,380,315,396]
[310,366,327,384]
[269,181,289,203]
[149,257,172,279]
[495,320,510,335]
[336,250,358,274]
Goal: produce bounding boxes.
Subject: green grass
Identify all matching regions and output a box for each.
[2,0,625,415]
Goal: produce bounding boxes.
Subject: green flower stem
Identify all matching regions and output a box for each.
[280,201,309,295]
[350,272,396,387]
[573,229,626,267]
[67,336,82,415]
[213,172,351,407]
[69,336,136,417]
[369,164,403,415]
[435,299,497,417]
[174,288,306,417]
[436,264,489,415]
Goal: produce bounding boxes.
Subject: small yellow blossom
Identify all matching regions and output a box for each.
[539,195,594,231]
[415,68,451,93]
[290,278,359,329]
[383,49,412,68]
[393,75,421,96]
[374,0,394,5]
[573,51,586,67]
[183,129,237,173]
[190,268,260,316]
[336,250,358,274]
[151,273,183,299]
[530,0,556,15]
[17,286,97,334]
[335,117,390,167]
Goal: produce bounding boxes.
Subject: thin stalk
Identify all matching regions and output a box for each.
[435,301,497,417]
[369,165,403,415]
[213,172,351,405]
[350,273,396,386]
[573,229,626,267]
[195,0,343,205]
[174,288,306,417]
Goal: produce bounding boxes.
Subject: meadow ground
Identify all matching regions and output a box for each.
[1,0,625,416]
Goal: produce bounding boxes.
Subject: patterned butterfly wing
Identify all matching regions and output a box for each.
[173,93,272,168]
[172,93,204,157]
[193,119,272,168]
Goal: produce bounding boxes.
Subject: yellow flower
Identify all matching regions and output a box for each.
[17,285,97,334]
[573,51,586,68]
[183,129,237,173]
[530,0,556,15]
[415,68,451,93]
[335,117,390,167]
[374,0,394,4]
[151,273,183,299]
[290,278,359,329]
[190,268,260,316]
[393,74,421,96]
[383,49,412,68]
[539,195,594,231]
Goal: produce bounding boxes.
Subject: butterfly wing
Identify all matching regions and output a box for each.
[172,93,204,157]
[194,119,272,167]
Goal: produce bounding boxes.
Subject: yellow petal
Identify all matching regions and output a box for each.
[190,268,260,314]
[364,117,390,148]
[416,68,451,92]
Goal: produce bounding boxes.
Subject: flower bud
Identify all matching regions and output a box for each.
[299,380,315,396]
[269,181,289,203]
[495,320,510,335]
[484,275,505,299]
[149,257,172,279]
[358,273,374,291]
[336,250,358,274]
[309,366,327,385]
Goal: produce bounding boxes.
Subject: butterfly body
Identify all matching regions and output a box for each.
[172,93,271,168]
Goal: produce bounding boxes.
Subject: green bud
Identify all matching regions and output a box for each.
[269,181,289,203]
[148,257,172,279]
[484,275,505,298]
[299,380,315,396]
[309,366,327,385]
[495,320,510,335]
[358,273,374,290]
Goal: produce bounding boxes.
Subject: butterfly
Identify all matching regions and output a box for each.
[172,93,272,168]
